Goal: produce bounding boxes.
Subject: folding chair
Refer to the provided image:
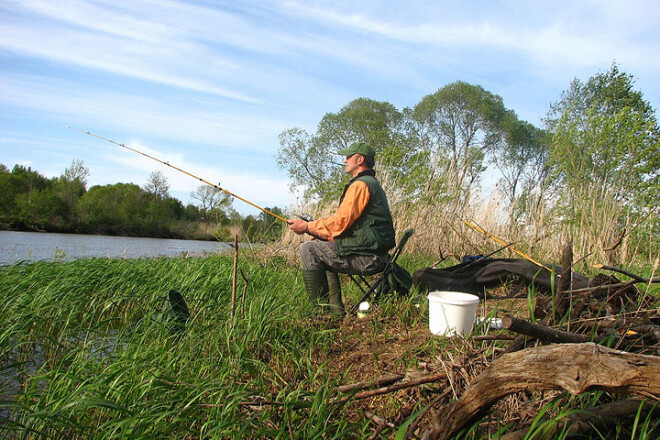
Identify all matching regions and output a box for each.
[348,228,414,313]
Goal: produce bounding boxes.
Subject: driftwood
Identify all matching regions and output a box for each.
[423,343,660,440]
[500,398,660,440]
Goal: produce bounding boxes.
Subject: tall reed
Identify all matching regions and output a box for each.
[0,257,363,439]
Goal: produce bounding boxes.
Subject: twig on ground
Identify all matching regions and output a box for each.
[594,264,660,284]
[332,372,447,404]
[337,373,405,393]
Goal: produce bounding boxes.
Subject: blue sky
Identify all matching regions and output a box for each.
[2,0,659,215]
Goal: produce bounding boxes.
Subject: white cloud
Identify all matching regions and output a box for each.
[282,0,660,74]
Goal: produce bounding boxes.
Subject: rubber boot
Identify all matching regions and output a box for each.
[302,269,329,310]
[326,271,345,316]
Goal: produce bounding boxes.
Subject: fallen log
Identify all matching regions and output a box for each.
[423,343,660,440]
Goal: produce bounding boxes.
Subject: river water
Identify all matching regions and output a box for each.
[0,230,231,265]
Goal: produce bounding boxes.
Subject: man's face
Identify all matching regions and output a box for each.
[344,154,362,177]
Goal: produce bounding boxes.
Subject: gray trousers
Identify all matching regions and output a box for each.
[300,240,389,275]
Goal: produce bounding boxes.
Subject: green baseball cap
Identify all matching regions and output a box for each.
[338,141,375,158]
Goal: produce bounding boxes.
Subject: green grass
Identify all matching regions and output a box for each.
[0,256,364,439]
[1,254,657,439]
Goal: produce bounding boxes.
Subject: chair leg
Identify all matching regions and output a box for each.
[326,271,345,316]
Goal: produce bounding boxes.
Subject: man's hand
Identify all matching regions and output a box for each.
[287,218,309,235]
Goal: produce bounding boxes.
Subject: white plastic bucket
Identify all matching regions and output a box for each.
[427,291,480,336]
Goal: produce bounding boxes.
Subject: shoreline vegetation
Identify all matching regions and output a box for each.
[0,163,285,243]
[1,252,658,438]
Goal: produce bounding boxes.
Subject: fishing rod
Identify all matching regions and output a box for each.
[461,219,553,273]
[69,127,288,223]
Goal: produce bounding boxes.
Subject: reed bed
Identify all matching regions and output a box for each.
[0,256,375,439]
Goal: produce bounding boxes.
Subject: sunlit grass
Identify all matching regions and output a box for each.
[0,256,361,438]
[1,253,656,439]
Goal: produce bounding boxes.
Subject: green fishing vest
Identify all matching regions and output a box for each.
[335,174,395,256]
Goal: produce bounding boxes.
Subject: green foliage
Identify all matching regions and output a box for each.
[410,81,512,202]
[277,83,546,218]
[277,97,413,203]
[542,63,660,259]
[492,118,550,221]
[0,161,283,243]
[545,63,660,210]
[0,257,350,439]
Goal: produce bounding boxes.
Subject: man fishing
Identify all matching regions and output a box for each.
[287,142,396,315]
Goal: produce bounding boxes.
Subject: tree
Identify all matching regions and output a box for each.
[144,170,170,198]
[64,159,90,188]
[15,189,67,231]
[54,159,90,225]
[543,63,660,260]
[410,82,510,203]
[490,117,550,222]
[277,98,410,203]
[544,63,660,210]
[189,185,233,222]
[77,183,148,235]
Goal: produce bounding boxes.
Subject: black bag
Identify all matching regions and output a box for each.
[375,262,413,299]
[413,258,589,297]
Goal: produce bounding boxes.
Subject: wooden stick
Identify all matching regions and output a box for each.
[336,373,404,393]
[230,234,238,328]
[594,264,660,284]
[332,372,447,404]
[501,315,589,344]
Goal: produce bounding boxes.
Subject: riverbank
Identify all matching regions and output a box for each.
[1,255,657,439]
[0,221,218,241]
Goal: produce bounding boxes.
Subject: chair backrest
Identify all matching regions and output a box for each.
[387,228,414,267]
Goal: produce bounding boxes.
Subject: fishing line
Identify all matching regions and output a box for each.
[69,127,288,223]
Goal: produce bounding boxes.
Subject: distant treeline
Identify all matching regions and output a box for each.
[0,162,284,242]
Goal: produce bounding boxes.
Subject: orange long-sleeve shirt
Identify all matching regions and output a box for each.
[307,180,370,241]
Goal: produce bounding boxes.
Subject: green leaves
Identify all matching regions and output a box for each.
[545,63,660,210]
